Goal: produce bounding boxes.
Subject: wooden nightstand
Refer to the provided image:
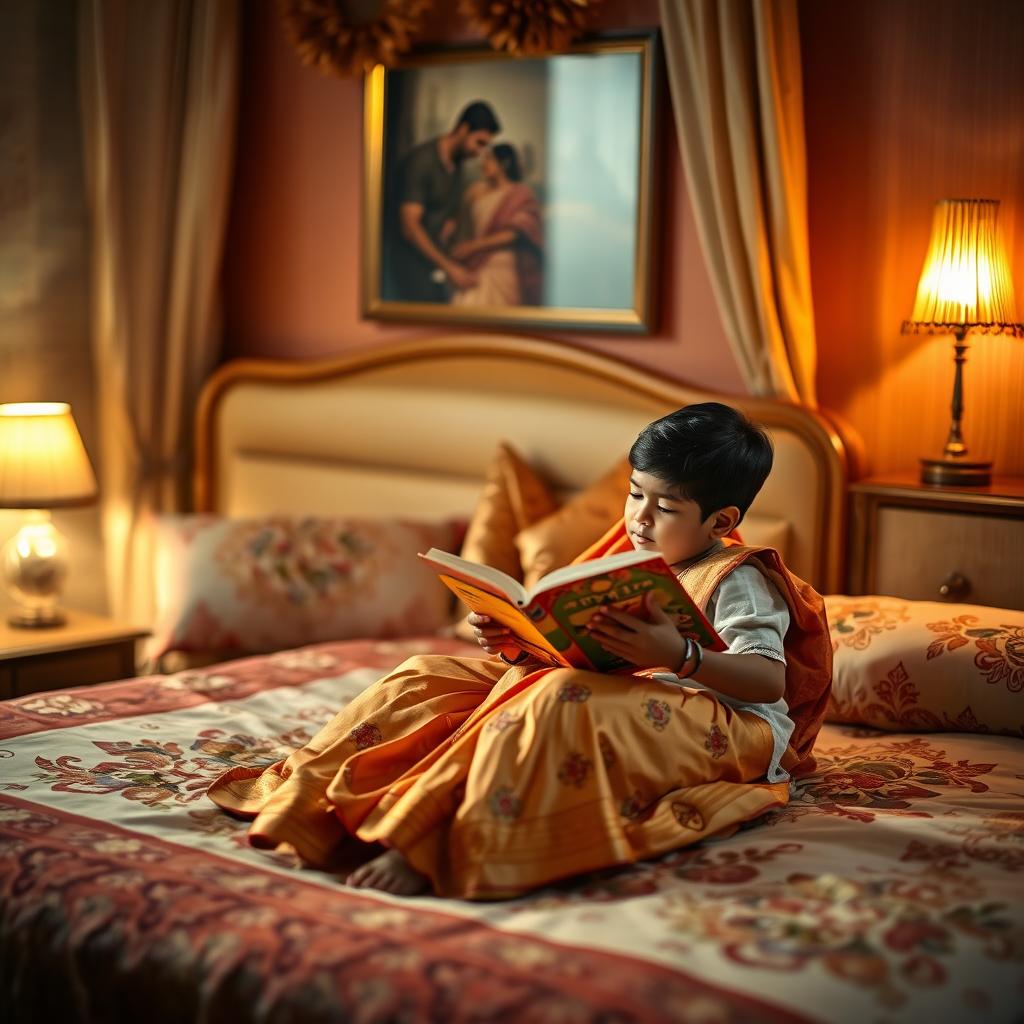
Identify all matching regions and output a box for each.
[0,610,150,700]
[848,474,1024,610]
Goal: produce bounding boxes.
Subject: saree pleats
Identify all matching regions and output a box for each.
[209,654,786,898]
[209,655,503,866]
[207,535,829,899]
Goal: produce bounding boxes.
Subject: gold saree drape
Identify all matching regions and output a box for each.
[209,538,831,899]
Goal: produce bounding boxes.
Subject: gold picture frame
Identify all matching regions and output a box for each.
[362,33,661,333]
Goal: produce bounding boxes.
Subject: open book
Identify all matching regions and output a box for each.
[420,547,726,674]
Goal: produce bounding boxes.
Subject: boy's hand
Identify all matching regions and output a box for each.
[585,592,688,671]
[467,612,524,661]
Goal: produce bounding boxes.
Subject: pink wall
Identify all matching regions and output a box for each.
[223,1,744,395]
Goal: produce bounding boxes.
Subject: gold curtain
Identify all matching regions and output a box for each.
[79,0,240,623]
[659,0,818,405]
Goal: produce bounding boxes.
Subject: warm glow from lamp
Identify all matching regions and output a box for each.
[0,403,98,627]
[901,199,1023,487]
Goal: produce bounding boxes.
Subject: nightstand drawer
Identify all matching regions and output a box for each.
[11,642,136,697]
[873,506,1024,609]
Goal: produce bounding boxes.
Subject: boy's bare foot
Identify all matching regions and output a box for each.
[346,848,429,895]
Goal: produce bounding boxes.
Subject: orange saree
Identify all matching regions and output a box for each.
[208,524,832,899]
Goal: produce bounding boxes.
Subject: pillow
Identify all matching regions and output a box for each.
[515,456,632,588]
[825,594,1024,736]
[152,515,462,659]
[453,442,559,640]
[459,441,559,579]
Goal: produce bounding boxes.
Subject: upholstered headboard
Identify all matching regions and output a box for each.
[194,336,854,592]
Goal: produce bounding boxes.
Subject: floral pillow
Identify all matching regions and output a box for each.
[825,595,1024,736]
[152,515,462,659]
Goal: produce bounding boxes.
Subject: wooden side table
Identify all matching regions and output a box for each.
[0,610,151,701]
[847,474,1024,610]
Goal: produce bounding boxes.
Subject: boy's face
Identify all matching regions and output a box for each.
[624,470,737,568]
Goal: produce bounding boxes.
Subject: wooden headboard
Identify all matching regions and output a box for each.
[194,336,855,592]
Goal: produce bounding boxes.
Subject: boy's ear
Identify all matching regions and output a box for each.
[709,506,741,537]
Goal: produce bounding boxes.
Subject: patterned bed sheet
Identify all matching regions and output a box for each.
[1,638,1022,1023]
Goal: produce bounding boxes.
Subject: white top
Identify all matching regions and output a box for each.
[654,564,794,783]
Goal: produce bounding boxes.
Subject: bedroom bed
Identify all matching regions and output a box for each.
[2,336,1022,1022]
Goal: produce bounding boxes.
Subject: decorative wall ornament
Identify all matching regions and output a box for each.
[458,0,602,55]
[280,0,433,77]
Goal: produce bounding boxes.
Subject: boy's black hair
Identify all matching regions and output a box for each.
[454,101,501,135]
[628,402,773,522]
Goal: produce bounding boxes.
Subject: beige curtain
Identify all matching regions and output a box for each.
[79,0,240,624]
[659,0,818,405]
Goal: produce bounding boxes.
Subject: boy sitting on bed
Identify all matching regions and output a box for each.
[208,402,832,899]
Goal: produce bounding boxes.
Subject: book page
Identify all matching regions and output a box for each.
[418,549,528,605]
[436,575,566,667]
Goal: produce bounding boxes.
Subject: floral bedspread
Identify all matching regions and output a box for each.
[1,638,1022,1023]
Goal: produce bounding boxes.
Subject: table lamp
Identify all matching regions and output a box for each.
[901,198,1023,487]
[0,403,98,627]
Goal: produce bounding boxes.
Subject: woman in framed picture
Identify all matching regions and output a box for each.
[449,143,544,307]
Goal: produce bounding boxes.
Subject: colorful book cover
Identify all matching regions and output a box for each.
[421,548,726,674]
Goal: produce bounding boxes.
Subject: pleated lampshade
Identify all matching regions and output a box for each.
[899,199,1023,487]
[903,198,1022,337]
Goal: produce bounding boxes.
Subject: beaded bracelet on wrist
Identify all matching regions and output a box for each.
[677,637,695,678]
[690,640,704,676]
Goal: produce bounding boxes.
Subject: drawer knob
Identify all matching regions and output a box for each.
[938,572,969,602]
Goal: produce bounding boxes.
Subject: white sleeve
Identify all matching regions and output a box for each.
[706,564,789,664]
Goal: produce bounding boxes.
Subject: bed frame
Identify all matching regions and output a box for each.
[9,338,1024,1024]
[194,335,856,592]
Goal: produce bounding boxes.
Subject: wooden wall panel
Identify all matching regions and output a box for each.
[801,0,1024,478]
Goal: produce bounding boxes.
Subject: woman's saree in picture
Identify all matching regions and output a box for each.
[452,181,543,308]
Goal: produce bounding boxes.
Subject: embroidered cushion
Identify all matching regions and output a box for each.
[152,515,462,659]
[514,456,633,589]
[825,595,1024,736]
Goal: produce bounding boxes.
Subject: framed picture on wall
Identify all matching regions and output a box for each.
[362,32,660,333]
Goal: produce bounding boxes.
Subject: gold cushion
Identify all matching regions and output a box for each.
[460,441,559,576]
[454,442,559,639]
[515,456,632,588]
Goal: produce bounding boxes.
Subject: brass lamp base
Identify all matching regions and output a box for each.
[920,456,992,488]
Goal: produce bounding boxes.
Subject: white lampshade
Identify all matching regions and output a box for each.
[0,403,98,509]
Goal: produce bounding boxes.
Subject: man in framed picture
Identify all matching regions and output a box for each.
[388,100,501,303]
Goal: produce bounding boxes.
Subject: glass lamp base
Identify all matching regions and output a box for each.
[7,607,66,628]
[920,456,992,487]
[2,512,70,629]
